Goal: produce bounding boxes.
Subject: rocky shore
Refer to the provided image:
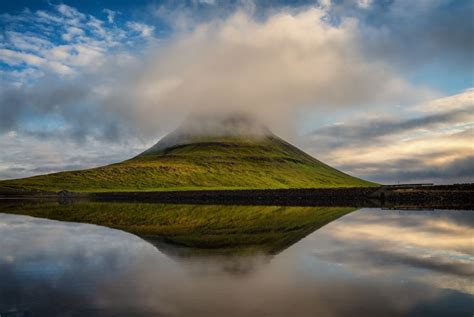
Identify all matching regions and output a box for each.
[90,185,474,209]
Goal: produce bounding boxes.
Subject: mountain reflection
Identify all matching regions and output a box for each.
[0,204,473,316]
[0,201,354,255]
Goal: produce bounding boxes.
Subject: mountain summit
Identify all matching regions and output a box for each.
[0,114,375,192]
[140,113,270,156]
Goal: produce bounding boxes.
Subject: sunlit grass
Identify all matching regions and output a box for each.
[0,136,376,192]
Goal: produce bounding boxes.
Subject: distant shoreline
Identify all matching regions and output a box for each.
[1,184,473,209]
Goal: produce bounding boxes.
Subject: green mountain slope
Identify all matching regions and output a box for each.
[0,116,376,192]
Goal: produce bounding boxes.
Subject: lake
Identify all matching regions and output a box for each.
[0,203,472,316]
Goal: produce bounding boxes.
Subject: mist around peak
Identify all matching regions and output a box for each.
[142,112,272,154]
[178,112,270,137]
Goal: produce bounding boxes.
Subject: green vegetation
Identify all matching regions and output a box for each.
[0,201,354,254]
[0,135,375,192]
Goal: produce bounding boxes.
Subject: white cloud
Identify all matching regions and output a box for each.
[61,26,84,41]
[103,9,118,23]
[416,88,474,113]
[0,48,45,66]
[5,31,53,52]
[47,44,105,67]
[105,8,433,137]
[0,48,74,75]
[126,22,155,37]
[318,0,332,9]
[56,4,85,20]
[86,16,107,38]
[357,0,372,9]
[36,10,64,24]
[196,0,216,4]
[46,60,75,75]
[0,4,152,81]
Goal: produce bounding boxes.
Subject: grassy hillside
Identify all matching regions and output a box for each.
[0,201,355,254]
[0,135,375,192]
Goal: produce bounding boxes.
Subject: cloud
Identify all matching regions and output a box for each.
[61,26,85,41]
[4,31,53,53]
[101,8,434,138]
[303,90,474,184]
[309,109,473,144]
[0,3,150,82]
[56,3,86,20]
[1,6,434,139]
[126,21,155,37]
[103,9,118,23]
[0,48,75,74]
[1,209,472,315]
[312,209,474,294]
[416,88,474,112]
[327,0,474,71]
[0,131,145,179]
[0,3,469,182]
[357,0,372,9]
[339,154,474,185]
[196,0,216,5]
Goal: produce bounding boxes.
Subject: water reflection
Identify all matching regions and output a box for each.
[0,203,472,317]
[305,209,474,295]
[0,201,354,256]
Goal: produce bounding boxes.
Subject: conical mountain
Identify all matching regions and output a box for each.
[0,114,375,192]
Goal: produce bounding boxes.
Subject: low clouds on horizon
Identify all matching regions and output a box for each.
[304,89,473,184]
[0,0,473,183]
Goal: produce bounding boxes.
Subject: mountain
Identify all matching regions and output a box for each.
[0,114,376,192]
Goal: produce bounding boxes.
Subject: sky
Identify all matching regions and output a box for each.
[0,0,473,184]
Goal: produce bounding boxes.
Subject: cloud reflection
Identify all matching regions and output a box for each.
[307,209,474,294]
[0,209,473,317]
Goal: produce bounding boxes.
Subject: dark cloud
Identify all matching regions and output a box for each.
[328,0,474,70]
[309,108,472,148]
[0,80,133,143]
[341,155,474,184]
[302,90,473,184]
[0,134,146,179]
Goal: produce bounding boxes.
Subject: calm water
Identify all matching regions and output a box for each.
[0,205,472,317]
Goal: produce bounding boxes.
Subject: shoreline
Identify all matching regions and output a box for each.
[1,184,472,209]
